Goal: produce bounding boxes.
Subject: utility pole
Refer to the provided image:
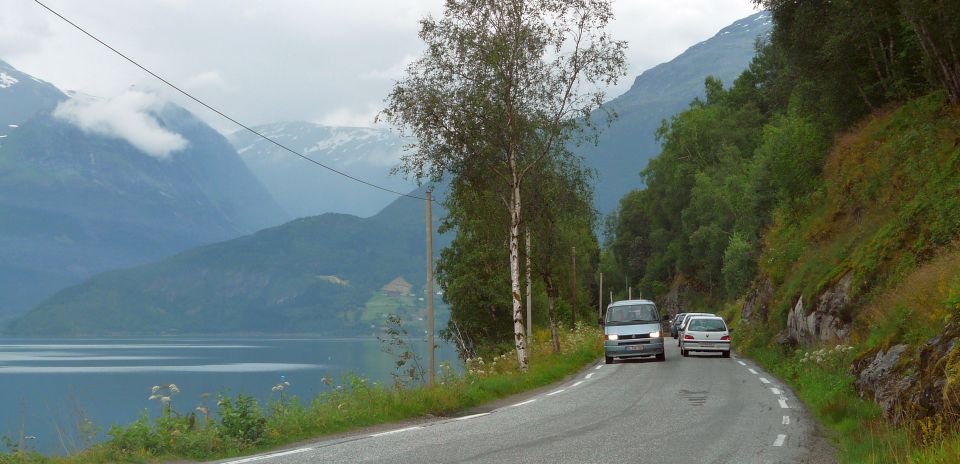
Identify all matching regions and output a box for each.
[526,229,532,339]
[571,246,577,327]
[426,191,435,387]
[598,272,603,324]
[628,283,632,300]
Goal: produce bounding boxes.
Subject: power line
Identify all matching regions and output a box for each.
[33,0,429,202]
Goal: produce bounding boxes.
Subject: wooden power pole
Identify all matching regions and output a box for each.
[598,272,603,324]
[426,191,435,387]
[571,246,576,327]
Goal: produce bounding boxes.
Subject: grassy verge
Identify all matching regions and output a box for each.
[734,327,960,463]
[0,325,601,464]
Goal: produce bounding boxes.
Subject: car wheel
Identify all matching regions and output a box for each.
[656,352,666,362]
[722,350,730,358]
[605,356,613,364]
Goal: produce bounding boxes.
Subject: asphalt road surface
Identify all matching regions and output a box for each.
[216,343,824,464]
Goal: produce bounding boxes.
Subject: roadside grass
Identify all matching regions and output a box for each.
[0,325,601,464]
[735,327,960,463]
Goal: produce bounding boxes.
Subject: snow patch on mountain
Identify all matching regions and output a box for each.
[0,72,18,88]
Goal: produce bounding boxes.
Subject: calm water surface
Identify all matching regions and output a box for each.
[0,337,459,454]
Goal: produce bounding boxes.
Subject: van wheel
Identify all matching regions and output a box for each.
[656,353,666,362]
[605,356,613,364]
[681,349,689,357]
[722,350,730,358]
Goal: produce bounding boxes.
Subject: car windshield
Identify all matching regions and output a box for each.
[607,304,658,323]
[687,318,726,332]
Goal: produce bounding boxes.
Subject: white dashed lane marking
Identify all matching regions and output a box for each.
[773,434,787,447]
[737,361,747,366]
[510,399,537,408]
[783,415,790,425]
[225,448,313,463]
[546,389,566,396]
[453,413,489,421]
[779,398,790,409]
[585,373,594,379]
[770,388,782,395]
[748,368,758,375]
[759,377,771,384]
[595,365,603,370]
[571,381,584,388]
[370,426,421,437]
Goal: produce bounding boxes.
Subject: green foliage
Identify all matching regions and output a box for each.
[216,394,267,448]
[722,233,756,297]
[378,314,426,388]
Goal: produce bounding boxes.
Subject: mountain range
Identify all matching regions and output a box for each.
[5,11,772,335]
[0,59,287,322]
[230,123,416,219]
[582,11,771,215]
[8,187,447,336]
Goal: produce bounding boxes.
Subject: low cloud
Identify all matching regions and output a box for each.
[53,90,188,159]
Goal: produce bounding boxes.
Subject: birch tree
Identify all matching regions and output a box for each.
[383,0,625,371]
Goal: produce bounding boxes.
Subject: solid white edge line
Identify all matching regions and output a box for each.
[783,415,790,425]
[773,434,787,447]
[595,365,603,370]
[779,398,790,409]
[737,361,746,366]
[509,398,536,407]
[546,389,565,396]
[224,447,313,463]
[759,377,771,384]
[748,368,758,375]
[770,388,782,395]
[571,381,584,387]
[585,373,594,379]
[453,413,489,421]
[370,426,421,437]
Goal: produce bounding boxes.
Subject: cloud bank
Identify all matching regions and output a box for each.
[53,90,188,159]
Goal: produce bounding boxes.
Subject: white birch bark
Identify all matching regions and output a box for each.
[510,178,529,371]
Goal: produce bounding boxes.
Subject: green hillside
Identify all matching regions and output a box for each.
[604,1,960,460]
[7,189,448,336]
[581,11,771,215]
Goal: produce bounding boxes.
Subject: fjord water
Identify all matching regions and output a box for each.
[0,337,459,454]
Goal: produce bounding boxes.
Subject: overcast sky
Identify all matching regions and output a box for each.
[1,0,758,133]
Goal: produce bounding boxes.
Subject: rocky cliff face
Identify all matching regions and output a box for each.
[785,273,854,345]
[852,323,960,427]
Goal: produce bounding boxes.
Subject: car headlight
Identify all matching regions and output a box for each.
[605,334,619,341]
[649,331,661,338]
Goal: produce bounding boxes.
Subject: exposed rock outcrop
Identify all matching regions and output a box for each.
[661,277,693,317]
[852,323,960,426]
[786,273,854,345]
[854,344,910,421]
[741,277,773,323]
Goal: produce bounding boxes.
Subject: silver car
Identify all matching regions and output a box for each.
[603,299,666,364]
[679,315,731,358]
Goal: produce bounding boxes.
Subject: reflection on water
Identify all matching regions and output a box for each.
[0,337,459,455]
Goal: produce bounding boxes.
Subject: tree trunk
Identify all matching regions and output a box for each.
[509,178,529,371]
[544,273,561,353]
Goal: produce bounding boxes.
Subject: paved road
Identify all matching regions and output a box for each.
[217,343,821,464]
